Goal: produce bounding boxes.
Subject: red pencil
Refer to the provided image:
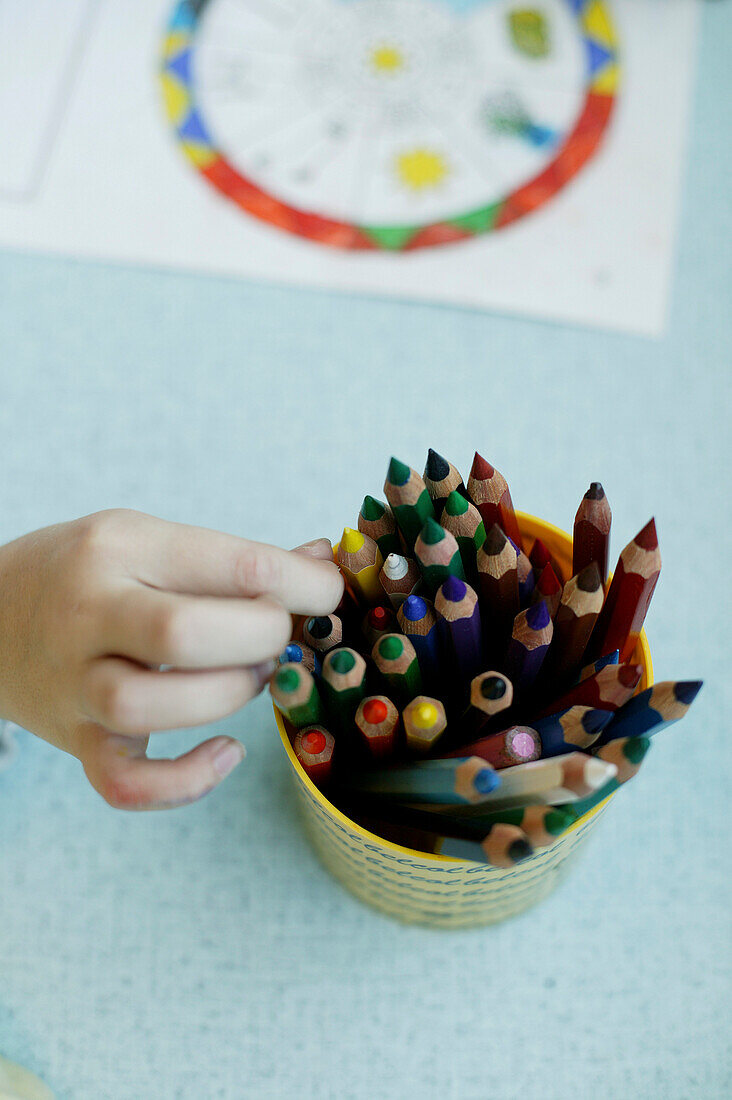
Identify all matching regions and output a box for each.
[573,482,612,583]
[355,696,400,760]
[586,519,661,663]
[531,562,562,617]
[466,452,523,549]
[293,726,335,786]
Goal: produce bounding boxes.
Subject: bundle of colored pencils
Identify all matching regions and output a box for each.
[271,451,703,869]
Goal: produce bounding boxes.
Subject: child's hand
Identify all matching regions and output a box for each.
[0,510,342,810]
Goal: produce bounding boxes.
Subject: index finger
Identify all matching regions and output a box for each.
[129,515,344,615]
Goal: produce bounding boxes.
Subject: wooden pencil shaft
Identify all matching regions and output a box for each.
[340,754,495,804]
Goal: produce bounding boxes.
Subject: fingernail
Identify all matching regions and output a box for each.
[252,658,277,688]
[212,739,246,778]
[293,538,333,557]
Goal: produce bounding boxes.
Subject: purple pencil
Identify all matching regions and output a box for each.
[434,576,484,690]
[504,599,554,698]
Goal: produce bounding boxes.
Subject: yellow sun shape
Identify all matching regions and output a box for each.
[395,148,449,191]
[370,44,404,73]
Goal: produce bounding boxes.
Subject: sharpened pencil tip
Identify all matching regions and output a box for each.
[425,448,450,481]
[634,517,658,550]
[361,495,386,521]
[576,562,602,592]
[401,595,428,621]
[544,808,576,835]
[619,665,643,689]
[441,574,467,602]
[482,523,507,555]
[341,527,364,553]
[675,680,703,705]
[470,451,494,480]
[479,675,507,701]
[474,767,500,795]
[387,457,411,486]
[444,489,468,516]
[525,599,551,631]
[584,708,613,734]
[306,616,332,639]
[329,649,356,674]
[622,736,651,764]
[585,482,605,500]
[584,757,617,789]
[420,517,446,545]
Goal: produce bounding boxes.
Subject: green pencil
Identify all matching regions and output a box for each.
[441,490,485,583]
[358,495,401,557]
[321,647,368,732]
[414,517,465,595]
[270,663,324,728]
[383,457,436,550]
[371,633,422,703]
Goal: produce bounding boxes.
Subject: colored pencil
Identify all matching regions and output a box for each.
[293,726,335,785]
[529,538,553,574]
[339,754,498,805]
[536,663,642,717]
[358,495,401,557]
[423,448,468,512]
[337,528,384,605]
[340,789,566,852]
[279,641,319,676]
[403,697,448,754]
[437,825,534,867]
[504,599,553,697]
[461,671,514,736]
[383,457,436,549]
[371,633,423,703]
[575,649,620,684]
[379,552,421,608]
[443,753,617,813]
[510,537,536,605]
[355,696,400,760]
[434,576,484,688]
[361,605,398,648]
[544,563,603,681]
[476,523,520,650]
[440,490,485,582]
[563,736,652,818]
[467,452,524,549]
[320,648,368,732]
[397,595,443,683]
[414,518,465,595]
[446,724,542,769]
[303,614,343,654]
[573,482,611,583]
[533,705,614,757]
[440,804,576,850]
[270,663,324,728]
[586,518,661,663]
[531,562,562,618]
[591,680,703,748]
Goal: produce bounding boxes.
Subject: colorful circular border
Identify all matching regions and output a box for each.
[160,0,619,251]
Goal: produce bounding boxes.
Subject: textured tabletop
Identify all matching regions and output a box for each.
[1,7,730,1099]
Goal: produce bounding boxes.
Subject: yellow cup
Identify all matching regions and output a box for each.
[275,512,653,928]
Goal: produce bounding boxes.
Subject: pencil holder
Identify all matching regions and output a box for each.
[275,513,653,929]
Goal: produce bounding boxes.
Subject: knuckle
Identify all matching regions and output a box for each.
[94,677,140,732]
[150,605,192,665]
[73,509,137,561]
[234,547,282,595]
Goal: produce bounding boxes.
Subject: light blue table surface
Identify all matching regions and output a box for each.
[1,7,730,1099]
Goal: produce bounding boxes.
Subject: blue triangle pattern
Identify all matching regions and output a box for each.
[178,109,211,144]
[167,48,192,86]
[586,37,614,75]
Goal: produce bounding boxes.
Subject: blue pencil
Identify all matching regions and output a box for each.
[338,755,500,805]
[592,681,703,748]
[504,599,553,697]
[279,642,320,676]
[534,705,614,757]
[397,594,443,683]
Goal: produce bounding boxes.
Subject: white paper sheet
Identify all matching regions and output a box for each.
[0,0,698,334]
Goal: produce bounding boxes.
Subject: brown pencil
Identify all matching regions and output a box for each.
[467,452,523,549]
[586,519,661,663]
[379,553,421,608]
[423,448,468,512]
[573,482,612,583]
[476,523,520,650]
[535,662,642,717]
[544,563,604,681]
